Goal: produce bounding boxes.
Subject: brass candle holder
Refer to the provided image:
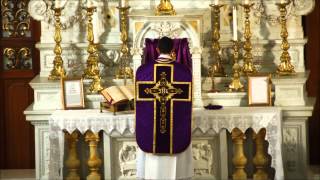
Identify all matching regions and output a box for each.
[115,6,133,85]
[228,40,244,92]
[156,0,176,16]
[48,8,66,80]
[209,4,226,77]
[240,3,257,75]
[276,1,295,75]
[82,7,103,93]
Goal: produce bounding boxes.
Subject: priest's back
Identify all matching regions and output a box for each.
[135,36,193,179]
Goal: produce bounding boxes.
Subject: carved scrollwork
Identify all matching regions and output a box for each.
[151,22,182,38]
[131,47,143,56]
[3,47,32,70]
[1,0,30,37]
[252,0,315,26]
[28,0,85,29]
[119,144,137,177]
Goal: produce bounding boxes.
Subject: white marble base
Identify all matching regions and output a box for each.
[273,72,308,106]
[24,97,315,180]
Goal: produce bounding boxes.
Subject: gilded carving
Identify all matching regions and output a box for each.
[3,47,31,70]
[1,0,30,37]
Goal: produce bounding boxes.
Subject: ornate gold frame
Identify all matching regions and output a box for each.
[247,74,272,106]
[61,78,85,109]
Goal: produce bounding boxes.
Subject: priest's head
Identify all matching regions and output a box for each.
[157,36,173,54]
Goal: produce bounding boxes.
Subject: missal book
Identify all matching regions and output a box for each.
[100,85,134,114]
[100,85,134,104]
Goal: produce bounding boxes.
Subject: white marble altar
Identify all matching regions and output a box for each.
[24,0,316,179]
[48,107,283,180]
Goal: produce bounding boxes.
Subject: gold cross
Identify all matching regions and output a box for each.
[144,72,183,133]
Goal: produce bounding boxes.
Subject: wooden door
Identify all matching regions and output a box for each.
[305,1,320,165]
[0,0,40,169]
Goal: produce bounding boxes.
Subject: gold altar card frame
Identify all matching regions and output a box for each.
[61,78,85,110]
[248,74,272,106]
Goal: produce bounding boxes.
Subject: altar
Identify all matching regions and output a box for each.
[24,0,316,179]
[47,107,284,180]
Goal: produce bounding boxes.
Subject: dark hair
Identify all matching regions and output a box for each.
[157,36,173,54]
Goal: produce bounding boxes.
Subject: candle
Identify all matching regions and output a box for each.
[120,0,128,7]
[280,0,286,3]
[87,0,94,7]
[233,6,238,41]
[244,0,249,5]
[55,0,60,8]
[214,0,219,5]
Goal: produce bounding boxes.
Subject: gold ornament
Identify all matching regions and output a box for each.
[48,8,66,80]
[240,3,257,75]
[116,6,133,85]
[83,7,104,92]
[155,0,176,16]
[209,4,226,78]
[276,1,295,75]
[228,40,244,92]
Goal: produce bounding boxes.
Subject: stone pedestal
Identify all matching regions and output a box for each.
[273,72,308,106]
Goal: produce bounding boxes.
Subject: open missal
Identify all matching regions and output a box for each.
[100,85,134,114]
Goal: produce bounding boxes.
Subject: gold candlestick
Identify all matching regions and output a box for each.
[116,6,133,85]
[228,40,244,92]
[48,8,66,80]
[209,4,226,77]
[276,1,295,75]
[83,7,103,93]
[156,0,176,16]
[241,3,257,75]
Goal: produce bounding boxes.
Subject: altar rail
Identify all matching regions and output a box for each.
[62,128,272,180]
[48,108,283,180]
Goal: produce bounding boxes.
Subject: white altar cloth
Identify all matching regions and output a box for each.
[48,107,284,180]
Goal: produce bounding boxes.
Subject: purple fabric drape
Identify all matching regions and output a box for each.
[143,38,192,70]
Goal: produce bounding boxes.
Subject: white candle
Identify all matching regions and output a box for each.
[55,0,60,8]
[244,0,249,5]
[233,6,238,41]
[214,0,219,5]
[120,0,128,7]
[87,0,94,7]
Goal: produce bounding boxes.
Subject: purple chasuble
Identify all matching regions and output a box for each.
[135,60,192,154]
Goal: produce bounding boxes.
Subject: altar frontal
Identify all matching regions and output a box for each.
[136,63,192,154]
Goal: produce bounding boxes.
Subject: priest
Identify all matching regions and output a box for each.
[135,36,193,179]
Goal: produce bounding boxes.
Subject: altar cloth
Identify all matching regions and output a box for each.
[48,107,284,180]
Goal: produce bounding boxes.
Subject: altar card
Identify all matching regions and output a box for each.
[61,78,85,109]
[248,75,272,106]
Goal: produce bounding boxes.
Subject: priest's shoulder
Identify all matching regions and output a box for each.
[136,62,154,73]
[173,62,192,76]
